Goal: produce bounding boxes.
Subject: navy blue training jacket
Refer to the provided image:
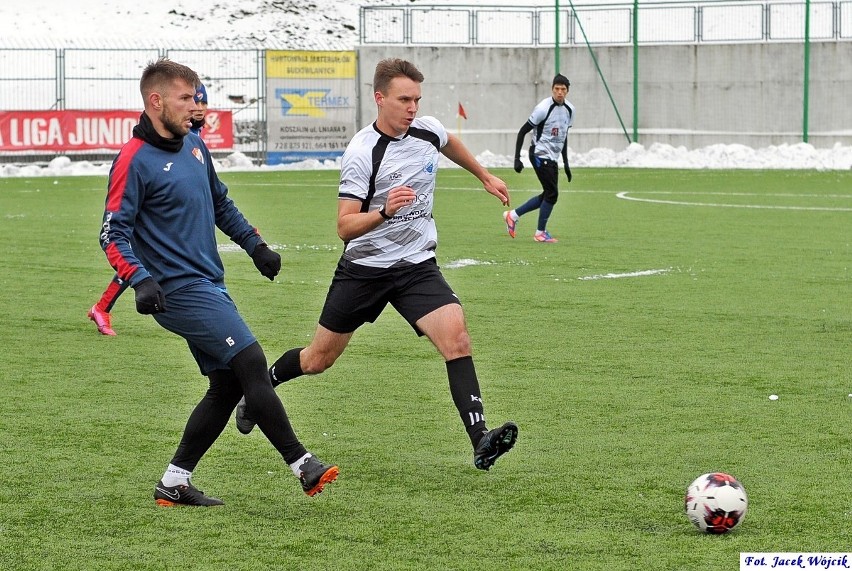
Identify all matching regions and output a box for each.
[100,127,264,295]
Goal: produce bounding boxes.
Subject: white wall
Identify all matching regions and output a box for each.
[355,42,852,155]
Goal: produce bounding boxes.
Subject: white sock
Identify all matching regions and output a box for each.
[161,464,191,487]
[509,210,519,221]
[289,453,312,477]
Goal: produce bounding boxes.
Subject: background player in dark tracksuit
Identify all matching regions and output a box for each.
[99,59,337,506]
[88,83,210,335]
[235,58,519,472]
[506,74,575,243]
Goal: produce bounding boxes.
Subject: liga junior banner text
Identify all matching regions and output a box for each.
[0,110,233,151]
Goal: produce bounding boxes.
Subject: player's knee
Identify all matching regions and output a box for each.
[301,351,336,375]
[443,330,472,359]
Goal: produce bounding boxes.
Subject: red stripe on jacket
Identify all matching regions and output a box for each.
[105,137,145,280]
[106,137,144,212]
[105,241,138,282]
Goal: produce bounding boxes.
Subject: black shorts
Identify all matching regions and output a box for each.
[531,155,560,203]
[318,257,461,335]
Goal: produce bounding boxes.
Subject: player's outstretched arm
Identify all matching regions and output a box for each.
[442,133,510,207]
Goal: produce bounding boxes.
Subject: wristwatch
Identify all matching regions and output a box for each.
[378,205,392,220]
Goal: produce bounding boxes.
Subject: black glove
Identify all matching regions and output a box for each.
[513,158,524,173]
[565,164,572,183]
[133,277,166,314]
[251,243,281,281]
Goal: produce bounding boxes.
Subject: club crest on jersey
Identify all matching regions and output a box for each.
[422,156,437,175]
[192,147,204,164]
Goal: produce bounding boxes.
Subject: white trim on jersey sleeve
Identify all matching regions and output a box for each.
[413,116,449,149]
[527,97,551,126]
[338,132,374,201]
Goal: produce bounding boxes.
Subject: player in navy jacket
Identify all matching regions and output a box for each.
[99,58,338,506]
[87,82,209,335]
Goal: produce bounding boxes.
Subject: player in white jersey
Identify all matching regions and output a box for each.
[505,74,575,243]
[336,114,444,268]
[236,58,519,472]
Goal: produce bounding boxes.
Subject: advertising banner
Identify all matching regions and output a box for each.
[266,50,357,165]
[197,110,234,150]
[0,110,138,152]
[0,110,233,152]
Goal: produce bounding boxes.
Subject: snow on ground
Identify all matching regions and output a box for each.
[0,0,395,50]
[0,0,658,49]
[2,141,850,178]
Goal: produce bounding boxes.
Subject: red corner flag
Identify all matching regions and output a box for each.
[458,102,467,120]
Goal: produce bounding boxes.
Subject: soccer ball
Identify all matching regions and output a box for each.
[685,472,748,534]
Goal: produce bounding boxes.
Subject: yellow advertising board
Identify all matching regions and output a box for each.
[265,51,358,164]
[266,50,356,79]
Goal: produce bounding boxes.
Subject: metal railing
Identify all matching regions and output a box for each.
[360,0,852,46]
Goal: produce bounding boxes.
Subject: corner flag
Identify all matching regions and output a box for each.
[458,102,467,120]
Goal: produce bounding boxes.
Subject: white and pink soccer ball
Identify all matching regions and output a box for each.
[685,472,748,534]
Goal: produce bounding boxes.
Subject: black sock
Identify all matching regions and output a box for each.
[446,356,487,446]
[269,347,305,387]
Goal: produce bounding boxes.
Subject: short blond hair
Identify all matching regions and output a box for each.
[140,57,199,100]
[373,58,424,95]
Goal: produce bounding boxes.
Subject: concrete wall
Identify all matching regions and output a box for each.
[355,43,852,156]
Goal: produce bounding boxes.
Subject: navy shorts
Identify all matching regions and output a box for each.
[153,279,257,375]
[319,257,461,335]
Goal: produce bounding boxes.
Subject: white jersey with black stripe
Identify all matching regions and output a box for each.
[528,96,575,161]
[338,116,447,268]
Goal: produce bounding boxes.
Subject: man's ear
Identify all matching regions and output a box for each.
[149,92,162,111]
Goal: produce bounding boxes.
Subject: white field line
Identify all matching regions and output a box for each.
[616,191,852,211]
[578,268,672,281]
[444,258,494,269]
[217,243,338,252]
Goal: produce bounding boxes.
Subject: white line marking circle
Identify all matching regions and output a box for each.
[616,191,852,212]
